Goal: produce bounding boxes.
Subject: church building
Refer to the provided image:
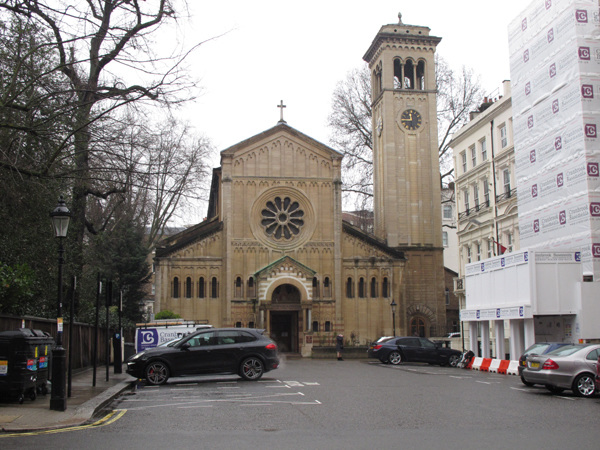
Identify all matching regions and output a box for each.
[153,15,447,355]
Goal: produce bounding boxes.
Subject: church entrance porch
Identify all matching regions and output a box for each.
[270,311,298,353]
[268,283,302,353]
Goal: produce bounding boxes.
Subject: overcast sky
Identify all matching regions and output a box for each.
[175,0,528,154]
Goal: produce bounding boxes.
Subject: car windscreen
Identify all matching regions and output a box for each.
[546,345,587,356]
[523,343,550,356]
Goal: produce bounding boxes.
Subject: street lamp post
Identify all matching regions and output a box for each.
[50,196,71,411]
[390,299,397,337]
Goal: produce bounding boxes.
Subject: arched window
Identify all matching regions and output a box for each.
[235,276,242,298]
[325,321,331,332]
[198,277,205,298]
[235,321,242,328]
[211,277,218,298]
[312,321,319,332]
[393,58,402,89]
[417,60,426,90]
[173,277,180,298]
[382,277,389,298]
[346,277,354,298]
[247,277,255,298]
[185,277,192,298]
[370,277,378,298]
[312,277,319,298]
[323,277,331,298]
[374,67,382,97]
[358,277,365,298]
[404,59,414,89]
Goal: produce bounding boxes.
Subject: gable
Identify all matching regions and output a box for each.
[254,255,316,280]
[221,123,342,180]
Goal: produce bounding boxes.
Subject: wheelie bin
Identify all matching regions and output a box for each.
[0,329,41,403]
[31,329,54,396]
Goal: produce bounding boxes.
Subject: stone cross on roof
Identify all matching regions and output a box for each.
[277,100,287,124]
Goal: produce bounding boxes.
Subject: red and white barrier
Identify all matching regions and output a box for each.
[468,357,519,375]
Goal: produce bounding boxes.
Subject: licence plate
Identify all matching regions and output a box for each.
[530,362,540,369]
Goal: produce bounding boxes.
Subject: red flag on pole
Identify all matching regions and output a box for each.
[492,239,507,255]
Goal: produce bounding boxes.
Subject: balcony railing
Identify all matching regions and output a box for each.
[457,200,491,220]
[496,187,517,203]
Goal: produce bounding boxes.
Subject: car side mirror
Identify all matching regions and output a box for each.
[434,342,441,349]
[180,342,191,350]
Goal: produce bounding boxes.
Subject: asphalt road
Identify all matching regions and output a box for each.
[4,357,600,449]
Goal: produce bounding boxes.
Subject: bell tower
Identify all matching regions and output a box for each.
[364,13,442,247]
[364,14,446,336]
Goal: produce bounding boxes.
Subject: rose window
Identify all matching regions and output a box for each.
[260,196,305,240]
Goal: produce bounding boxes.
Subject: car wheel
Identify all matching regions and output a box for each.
[388,351,402,365]
[145,361,169,385]
[520,375,535,387]
[545,385,564,394]
[240,357,264,381]
[448,354,460,368]
[572,373,596,397]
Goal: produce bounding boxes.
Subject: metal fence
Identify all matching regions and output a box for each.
[0,314,133,372]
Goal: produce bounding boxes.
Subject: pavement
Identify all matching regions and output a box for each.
[0,364,135,433]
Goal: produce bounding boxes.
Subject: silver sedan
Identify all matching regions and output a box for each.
[522,344,600,397]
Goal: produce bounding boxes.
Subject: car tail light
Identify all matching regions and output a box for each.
[542,359,559,370]
[372,345,383,350]
[265,343,277,350]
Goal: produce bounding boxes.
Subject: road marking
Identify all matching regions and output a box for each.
[177,405,214,409]
[0,410,127,438]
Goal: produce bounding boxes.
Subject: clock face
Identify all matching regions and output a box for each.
[400,109,422,130]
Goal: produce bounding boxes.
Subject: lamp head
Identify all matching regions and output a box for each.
[50,196,71,238]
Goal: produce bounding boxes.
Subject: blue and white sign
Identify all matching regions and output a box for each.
[136,328,158,352]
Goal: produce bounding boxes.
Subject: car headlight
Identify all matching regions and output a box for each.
[129,351,146,361]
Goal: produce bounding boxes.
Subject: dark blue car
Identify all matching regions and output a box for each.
[519,342,572,386]
[368,336,462,367]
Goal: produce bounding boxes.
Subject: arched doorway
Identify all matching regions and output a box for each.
[410,316,427,337]
[270,284,301,353]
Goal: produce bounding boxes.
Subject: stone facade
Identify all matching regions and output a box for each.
[154,16,448,355]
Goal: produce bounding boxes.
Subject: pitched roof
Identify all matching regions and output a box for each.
[155,217,222,258]
[220,122,342,160]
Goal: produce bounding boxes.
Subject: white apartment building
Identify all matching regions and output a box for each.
[450,81,519,322]
[449,1,600,360]
[441,186,459,274]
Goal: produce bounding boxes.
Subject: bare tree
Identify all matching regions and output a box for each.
[328,67,373,210]
[328,56,484,208]
[0,0,202,272]
[436,57,483,184]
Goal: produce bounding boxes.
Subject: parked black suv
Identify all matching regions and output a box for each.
[126,328,279,385]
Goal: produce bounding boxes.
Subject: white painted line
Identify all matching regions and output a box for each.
[177,405,214,409]
[476,381,492,385]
